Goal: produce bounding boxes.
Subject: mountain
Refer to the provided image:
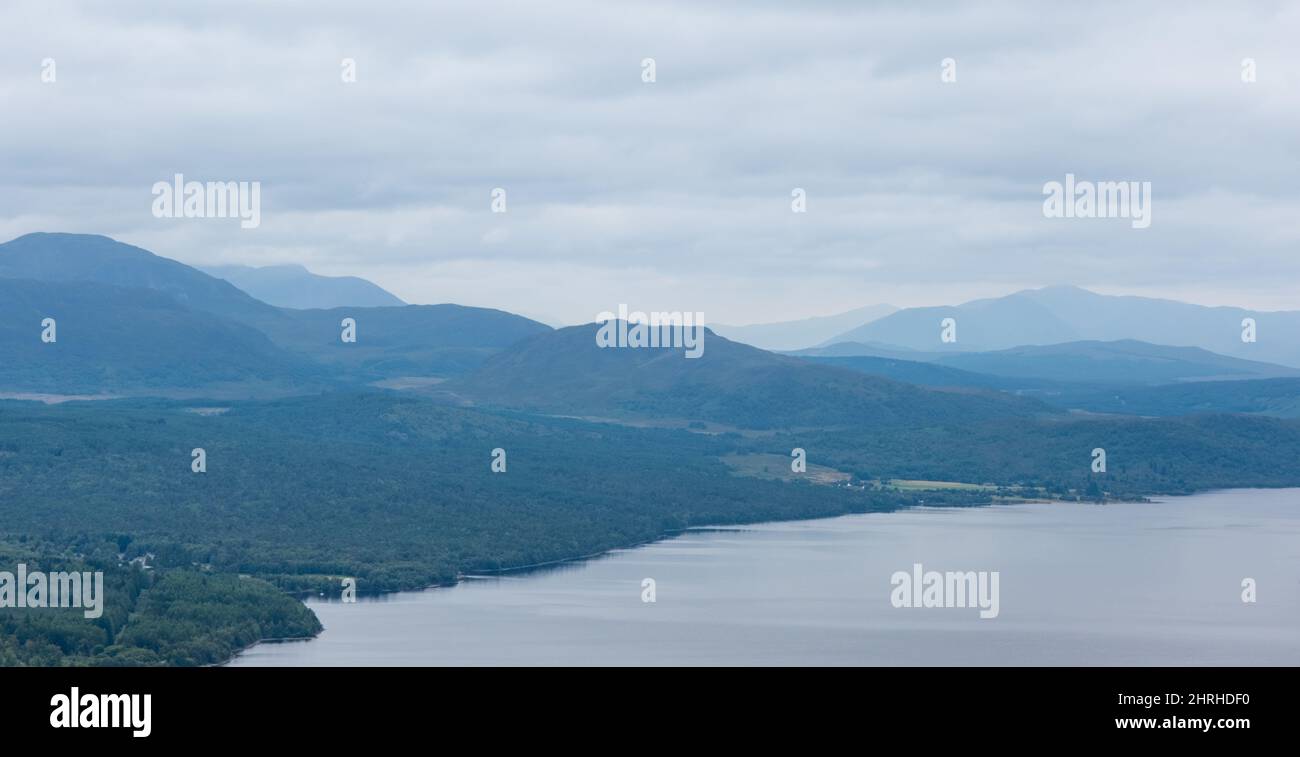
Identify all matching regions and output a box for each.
[0,233,551,381]
[443,323,1053,429]
[803,340,1297,385]
[1052,378,1300,418]
[803,353,1300,418]
[825,289,1077,353]
[789,341,944,360]
[0,278,324,395]
[711,304,896,351]
[935,340,1300,384]
[201,263,405,309]
[801,355,1036,392]
[257,304,552,379]
[447,324,1300,494]
[0,233,286,325]
[827,285,1300,368]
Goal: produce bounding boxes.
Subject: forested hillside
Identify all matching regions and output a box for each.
[0,550,319,667]
[6,389,1300,665]
[448,323,1054,429]
[0,278,329,394]
[0,392,987,664]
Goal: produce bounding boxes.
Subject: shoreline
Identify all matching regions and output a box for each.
[222,493,1108,666]
[221,487,1298,667]
[223,487,1300,667]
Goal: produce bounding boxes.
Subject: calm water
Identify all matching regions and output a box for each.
[230,489,1300,666]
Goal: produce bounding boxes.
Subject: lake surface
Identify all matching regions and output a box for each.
[230,489,1300,666]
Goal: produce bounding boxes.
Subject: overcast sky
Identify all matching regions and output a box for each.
[2,1,1298,325]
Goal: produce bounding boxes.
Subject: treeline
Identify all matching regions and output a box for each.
[0,550,317,667]
[0,393,933,606]
[772,413,1300,497]
[5,391,1300,665]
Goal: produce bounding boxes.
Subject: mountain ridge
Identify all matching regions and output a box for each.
[712,303,897,351]
[0,233,551,389]
[827,285,1300,368]
[202,263,406,309]
[441,321,1055,430]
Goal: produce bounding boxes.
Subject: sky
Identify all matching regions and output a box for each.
[2,0,1298,326]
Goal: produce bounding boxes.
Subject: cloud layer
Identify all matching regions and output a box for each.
[3,0,1299,324]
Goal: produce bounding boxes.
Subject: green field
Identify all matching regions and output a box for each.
[885,479,996,491]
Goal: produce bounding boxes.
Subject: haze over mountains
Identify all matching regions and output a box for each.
[0,233,546,390]
[711,304,896,351]
[0,232,283,323]
[441,323,1049,430]
[3,232,1300,424]
[801,340,1300,385]
[825,285,1300,369]
[0,277,323,395]
[201,263,405,309]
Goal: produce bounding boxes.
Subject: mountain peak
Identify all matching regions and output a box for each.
[3,232,158,258]
[0,232,283,321]
[1028,284,1096,295]
[823,284,1300,369]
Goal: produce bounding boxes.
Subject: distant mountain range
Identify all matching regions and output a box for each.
[803,353,1300,418]
[823,285,1300,369]
[711,304,896,351]
[0,232,282,323]
[0,233,548,391]
[798,339,1300,418]
[0,278,325,395]
[941,340,1298,383]
[799,339,1300,385]
[250,303,550,379]
[441,323,1051,430]
[201,263,405,309]
[4,232,1300,424]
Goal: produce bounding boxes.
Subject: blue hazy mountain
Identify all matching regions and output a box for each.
[0,278,326,395]
[802,339,1299,385]
[201,263,405,309]
[0,232,284,324]
[823,289,1076,352]
[444,322,1053,429]
[788,341,941,360]
[938,340,1299,384]
[0,233,550,382]
[254,304,552,379]
[802,355,1039,392]
[813,355,1300,418]
[5,233,1297,411]
[1055,377,1300,418]
[827,285,1300,368]
[711,304,896,351]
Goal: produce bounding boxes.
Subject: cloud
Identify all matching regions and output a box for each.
[2,0,1299,323]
